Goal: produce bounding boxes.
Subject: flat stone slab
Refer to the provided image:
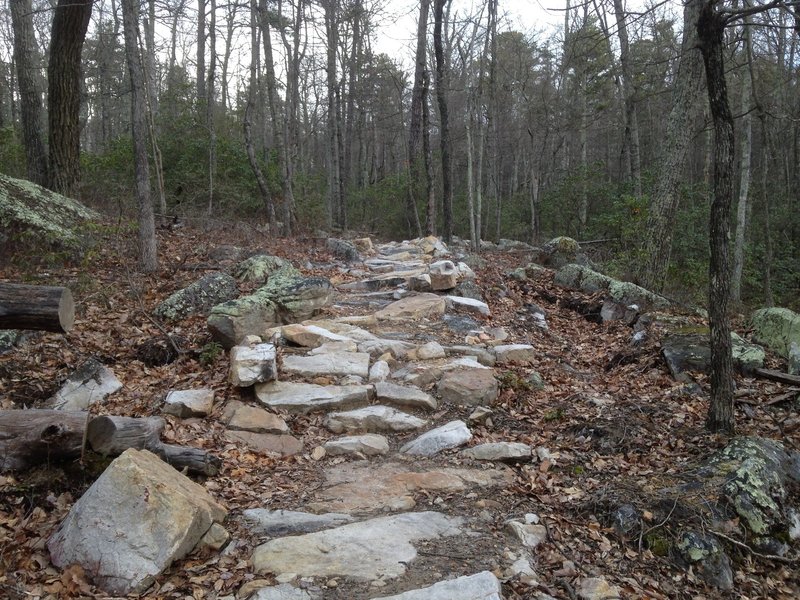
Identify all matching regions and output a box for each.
[49,359,122,411]
[221,400,289,434]
[225,430,302,456]
[282,352,370,378]
[255,381,371,414]
[163,389,214,418]
[325,405,427,434]
[400,420,472,456]
[242,509,355,537]
[462,442,532,462]
[375,381,437,411]
[358,339,417,358]
[306,460,514,514]
[437,366,498,407]
[375,293,446,321]
[252,512,464,581]
[372,571,503,600]
[445,295,490,317]
[506,521,547,549]
[249,584,317,599]
[229,344,278,387]
[281,324,354,348]
[493,344,536,365]
[324,434,390,457]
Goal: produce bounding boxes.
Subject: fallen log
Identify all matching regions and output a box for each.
[0,411,220,476]
[753,368,800,386]
[0,410,88,471]
[0,283,75,333]
[87,415,221,476]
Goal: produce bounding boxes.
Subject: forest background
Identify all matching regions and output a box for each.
[0,0,797,310]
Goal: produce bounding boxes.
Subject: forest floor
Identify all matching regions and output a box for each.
[0,222,798,599]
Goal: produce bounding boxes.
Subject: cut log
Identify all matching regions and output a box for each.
[0,410,88,471]
[0,283,75,332]
[753,368,800,386]
[87,415,221,476]
[0,411,220,476]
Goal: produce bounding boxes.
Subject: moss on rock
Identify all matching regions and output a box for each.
[554,264,670,310]
[154,272,239,322]
[750,307,800,358]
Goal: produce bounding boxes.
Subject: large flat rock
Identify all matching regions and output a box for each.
[437,366,498,406]
[306,460,513,514]
[372,571,503,600]
[375,293,446,321]
[375,381,437,411]
[49,359,122,411]
[325,405,427,434]
[243,509,355,537]
[281,323,354,348]
[48,449,227,595]
[255,381,372,414]
[252,512,464,581]
[282,351,370,378]
[400,420,472,456]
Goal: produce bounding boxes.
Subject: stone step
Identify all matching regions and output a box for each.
[371,571,503,600]
[374,381,437,411]
[324,405,427,434]
[255,381,372,414]
[282,351,371,379]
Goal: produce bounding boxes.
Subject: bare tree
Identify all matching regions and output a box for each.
[433,0,453,243]
[121,0,158,272]
[10,0,47,186]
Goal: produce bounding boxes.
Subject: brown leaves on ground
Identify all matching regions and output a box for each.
[1,223,798,599]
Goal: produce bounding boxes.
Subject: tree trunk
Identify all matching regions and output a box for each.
[640,0,704,291]
[698,0,735,435]
[324,0,344,229]
[47,0,92,197]
[206,0,217,216]
[422,70,436,236]
[405,0,428,238]
[0,283,75,332]
[760,121,773,306]
[197,0,206,105]
[245,0,274,223]
[10,0,48,186]
[731,7,753,304]
[612,0,642,197]
[122,0,158,272]
[434,0,453,243]
[465,96,477,250]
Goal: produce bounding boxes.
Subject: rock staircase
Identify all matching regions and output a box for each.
[224,238,548,600]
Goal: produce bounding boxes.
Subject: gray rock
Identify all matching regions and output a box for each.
[506,521,547,549]
[406,273,432,292]
[0,330,26,354]
[437,366,498,406]
[369,360,391,382]
[255,381,371,414]
[600,299,639,324]
[248,583,317,600]
[264,270,334,324]
[442,314,482,334]
[661,333,765,378]
[208,245,243,262]
[47,449,227,595]
[372,571,503,600]
[451,280,484,302]
[221,400,289,433]
[49,358,122,410]
[417,341,446,360]
[375,381,437,411]
[538,236,588,269]
[154,272,238,322]
[789,342,800,376]
[282,351,370,379]
[446,295,490,316]
[225,430,303,456]
[429,260,458,290]
[554,264,670,310]
[400,420,472,456]
[325,405,427,434]
[327,238,361,262]
[677,531,733,590]
[338,270,424,292]
[751,307,800,358]
[252,512,463,581]
[229,344,277,387]
[232,254,293,284]
[575,577,623,600]
[446,345,496,367]
[281,323,354,348]
[494,344,536,365]
[611,504,640,538]
[462,442,532,462]
[208,292,279,349]
[243,509,355,537]
[324,434,390,457]
[359,338,417,358]
[163,389,214,418]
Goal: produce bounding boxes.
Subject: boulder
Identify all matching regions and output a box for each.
[494,344,536,365]
[49,358,122,411]
[661,333,765,378]
[538,236,588,269]
[208,291,279,349]
[676,532,733,590]
[229,343,277,387]
[232,254,294,284]
[327,238,361,262]
[163,388,214,418]
[375,381,438,411]
[154,272,238,322]
[282,351,370,379]
[750,307,800,358]
[47,449,227,595]
[400,420,472,456]
[417,341,447,360]
[554,264,670,310]
[450,280,484,302]
[263,270,334,324]
[429,260,458,291]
